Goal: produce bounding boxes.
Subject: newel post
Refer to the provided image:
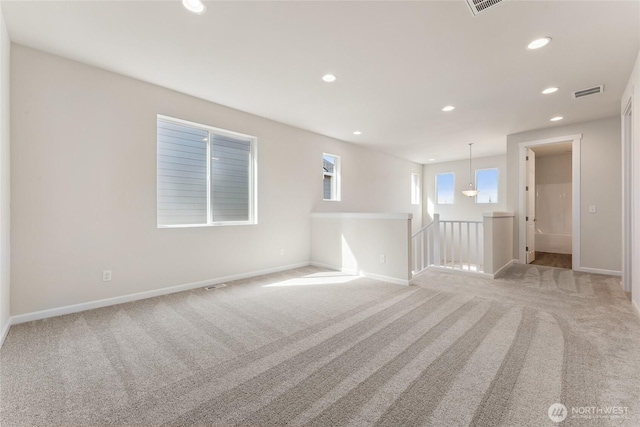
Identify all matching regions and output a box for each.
[433,214,440,267]
[483,212,515,277]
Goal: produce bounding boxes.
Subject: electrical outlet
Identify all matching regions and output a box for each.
[102,270,112,282]
[379,255,386,263]
[279,248,285,256]
[589,205,597,213]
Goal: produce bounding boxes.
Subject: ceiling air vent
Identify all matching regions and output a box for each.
[466,0,508,16]
[572,85,604,99]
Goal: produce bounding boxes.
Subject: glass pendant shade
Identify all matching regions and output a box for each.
[462,183,479,197]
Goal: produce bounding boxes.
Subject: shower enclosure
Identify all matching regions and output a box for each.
[535,153,572,254]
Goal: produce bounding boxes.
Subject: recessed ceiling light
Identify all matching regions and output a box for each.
[429,158,435,162]
[550,116,563,122]
[322,74,337,83]
[542,87,559,94]
[182,0,206,15]
[353,131,362,135]
[442,106,455,112]
[527,37,552,50]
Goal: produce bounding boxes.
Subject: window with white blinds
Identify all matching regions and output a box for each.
[157,116,256,227]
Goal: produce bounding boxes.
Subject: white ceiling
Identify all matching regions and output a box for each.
[3,0,639,164]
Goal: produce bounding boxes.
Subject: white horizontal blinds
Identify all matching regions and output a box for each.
[157,119,208,226]
[210,133,251,222]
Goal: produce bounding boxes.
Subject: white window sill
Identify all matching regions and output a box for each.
[158,222,257,229]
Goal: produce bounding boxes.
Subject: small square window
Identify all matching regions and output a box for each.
[436,172,454,204]
[323,153,340,201]
[476,168,499,204]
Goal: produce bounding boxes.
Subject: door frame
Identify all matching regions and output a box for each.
[518,134,582,269]
[525,148,536,263]
[622,95,633,293]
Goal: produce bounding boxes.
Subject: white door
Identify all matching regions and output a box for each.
[526,148,536,263]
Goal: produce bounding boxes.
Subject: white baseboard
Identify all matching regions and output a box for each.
[0,319,11,349]
[574,266,622,277]
[633,299,640,319]
[309,261,341,271]
[417,265,494,279]
[10,262,311,326]
[361,271,409,286]
[310,261,409,286]
[491,259,517,278]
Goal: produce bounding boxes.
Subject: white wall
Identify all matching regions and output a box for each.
[422,155,507,223]
[482,212,514,276]
[506,116,622,273]
[310,213,412,285]
[0,7,10,341]
[535,152,572,186]
[621,49,640,314]
[10,45,422,317]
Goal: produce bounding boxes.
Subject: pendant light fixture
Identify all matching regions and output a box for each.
[462,143,479,197]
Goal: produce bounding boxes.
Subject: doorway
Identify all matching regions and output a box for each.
[518,134,582,270]
[529,143,573,269]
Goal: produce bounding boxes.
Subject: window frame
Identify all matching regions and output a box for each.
[322,153,341,201]
[157,114,258,228]
[435,172,455,205]
[475,167,499,204]
[411,173,421,205]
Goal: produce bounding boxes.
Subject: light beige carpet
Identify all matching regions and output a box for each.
[1,264,639,426]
